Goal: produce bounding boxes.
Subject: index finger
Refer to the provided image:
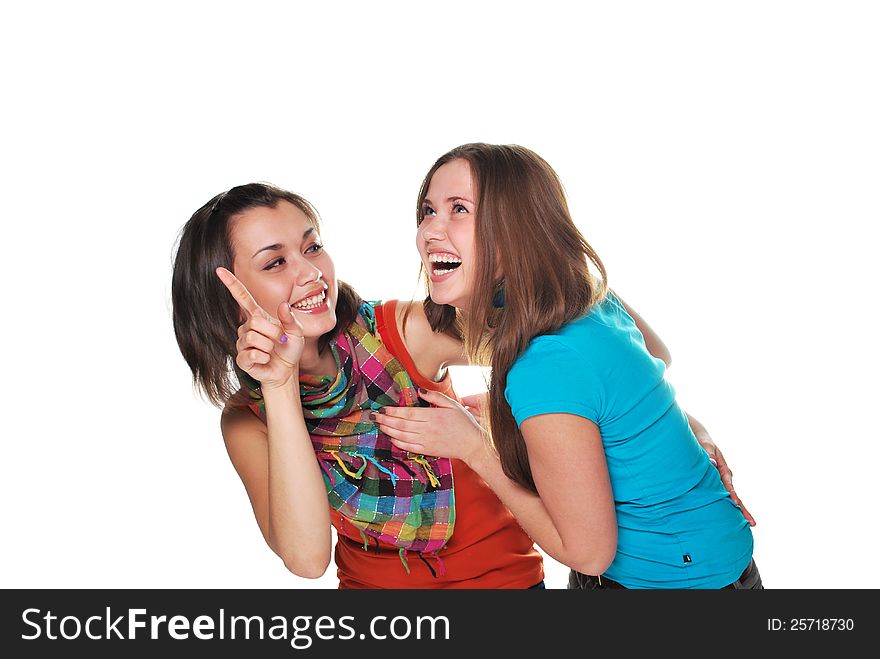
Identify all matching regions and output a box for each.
[216,267,262,317]
[376,406,432,422]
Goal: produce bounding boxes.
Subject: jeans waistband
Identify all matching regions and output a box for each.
[568,558,762,590]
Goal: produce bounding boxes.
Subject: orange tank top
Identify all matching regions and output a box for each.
[331,300,544,589]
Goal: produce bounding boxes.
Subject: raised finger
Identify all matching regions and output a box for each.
[216,267,263,317]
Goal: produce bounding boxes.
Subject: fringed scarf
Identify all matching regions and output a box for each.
[242,301,455,574]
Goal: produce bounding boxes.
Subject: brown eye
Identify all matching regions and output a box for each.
[419,205,436,225]
[264,257,285,270]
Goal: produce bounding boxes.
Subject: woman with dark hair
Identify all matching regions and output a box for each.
[374,144,761,589]
[171,183,544,588]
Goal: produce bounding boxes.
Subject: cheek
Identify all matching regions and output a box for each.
[321,264,340,308]
[450,224,476,261]
[317,253,335,280]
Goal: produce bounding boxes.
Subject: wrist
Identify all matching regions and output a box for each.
[260,374,298,397]
[462,431,492,473]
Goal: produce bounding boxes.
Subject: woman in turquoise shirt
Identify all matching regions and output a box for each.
[374,143,761,589]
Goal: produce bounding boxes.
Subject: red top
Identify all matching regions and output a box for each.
[330,300,544,588]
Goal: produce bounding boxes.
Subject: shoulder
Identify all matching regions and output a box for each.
[220,401,266,444]
[511,333,584,382]
[523,301,629,363]
[393,299,430,341]
[515,320,594,368]
[508,322,607,399]
[506,334,604,426]
[395,300,467,371]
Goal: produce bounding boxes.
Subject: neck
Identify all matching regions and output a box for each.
[298,338,337,378]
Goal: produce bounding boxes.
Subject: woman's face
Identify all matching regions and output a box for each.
[417,158,478,310]
[230,201,338,340]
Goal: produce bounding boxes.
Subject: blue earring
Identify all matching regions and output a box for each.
[492,287,506,309]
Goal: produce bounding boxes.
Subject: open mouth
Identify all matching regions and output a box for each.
[428,252,462,277]
[290,288,327,312]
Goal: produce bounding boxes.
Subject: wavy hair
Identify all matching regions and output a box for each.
[171,182,362,407]
[416,144,608,492]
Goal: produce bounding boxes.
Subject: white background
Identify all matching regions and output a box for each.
[1,1,877,589]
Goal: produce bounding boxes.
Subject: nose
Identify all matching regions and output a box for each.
[297,263,323,286]
[419,215,447,242]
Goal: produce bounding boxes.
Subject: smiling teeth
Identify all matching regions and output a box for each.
[428,253,462,264]
[291,291,326,309]
[433,268,456,276]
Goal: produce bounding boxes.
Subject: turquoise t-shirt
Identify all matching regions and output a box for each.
[505,292,753,588]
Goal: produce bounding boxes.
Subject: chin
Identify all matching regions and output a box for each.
[295,305,338,337]
[428,288,449,306]
[314,312,338,335]
[429,289,462,309]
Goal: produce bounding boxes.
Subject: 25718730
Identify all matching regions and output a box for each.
[768,619,854,631]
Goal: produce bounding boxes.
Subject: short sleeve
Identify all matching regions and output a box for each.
[505,338,604,427]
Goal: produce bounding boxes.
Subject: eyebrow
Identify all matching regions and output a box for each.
[251,228,316,259]
[423,196,475,205]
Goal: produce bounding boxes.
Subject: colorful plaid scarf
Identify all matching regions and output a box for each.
[242,301,455,574]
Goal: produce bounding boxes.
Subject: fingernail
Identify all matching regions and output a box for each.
[378,408,385,414]
[418,387,427,394]
[280,334,288,343]
[369,412,377,421]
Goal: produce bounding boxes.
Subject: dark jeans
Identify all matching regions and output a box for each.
[568,558,763,590]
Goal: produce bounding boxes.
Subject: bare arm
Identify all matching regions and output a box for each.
[221,386,332,578]
[215,267,332,578]
[470,413,617,575]
[374,391,617,575]
[382,300,617,572]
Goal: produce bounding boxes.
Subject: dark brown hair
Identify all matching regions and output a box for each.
[416,144,608,492]
[171,182,362,407]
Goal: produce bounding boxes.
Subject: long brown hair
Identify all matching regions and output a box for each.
[417,144,608,492]
[171,182,362,407]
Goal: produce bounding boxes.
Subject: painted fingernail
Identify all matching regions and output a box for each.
[418,387,427,394]
[280,334,288,343]
[369,412,377,421]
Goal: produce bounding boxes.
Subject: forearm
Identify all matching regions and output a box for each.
[374,388,617,573]
[262,381,332,576]
[686,412,718,463]
[686,412,710,444]
[465,442,613,575]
